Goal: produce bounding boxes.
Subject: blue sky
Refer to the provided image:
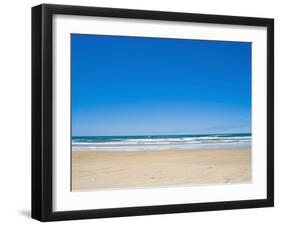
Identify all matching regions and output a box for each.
[72,34,251,136]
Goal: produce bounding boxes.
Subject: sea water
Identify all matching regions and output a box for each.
[72,133,251,151]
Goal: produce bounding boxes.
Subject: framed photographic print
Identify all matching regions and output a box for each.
[32,4,274,221]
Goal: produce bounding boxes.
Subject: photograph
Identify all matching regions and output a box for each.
[31,3,273,221]
[71,34,252,191]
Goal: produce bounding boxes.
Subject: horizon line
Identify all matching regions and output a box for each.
[72,132,252,137]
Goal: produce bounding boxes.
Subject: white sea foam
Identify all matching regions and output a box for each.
[72,134,252,151]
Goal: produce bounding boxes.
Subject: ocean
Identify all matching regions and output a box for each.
[72,133,251,151]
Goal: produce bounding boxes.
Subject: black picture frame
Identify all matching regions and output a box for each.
[32,3,274,222]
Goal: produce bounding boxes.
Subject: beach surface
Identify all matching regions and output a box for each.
[72,149,251,191]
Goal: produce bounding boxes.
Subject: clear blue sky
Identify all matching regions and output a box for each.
[72,34,251,136]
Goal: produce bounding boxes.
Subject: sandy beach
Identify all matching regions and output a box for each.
[72,149,251,191]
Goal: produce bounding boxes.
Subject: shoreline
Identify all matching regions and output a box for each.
[72,145,251,152]
[72,148,251,191]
